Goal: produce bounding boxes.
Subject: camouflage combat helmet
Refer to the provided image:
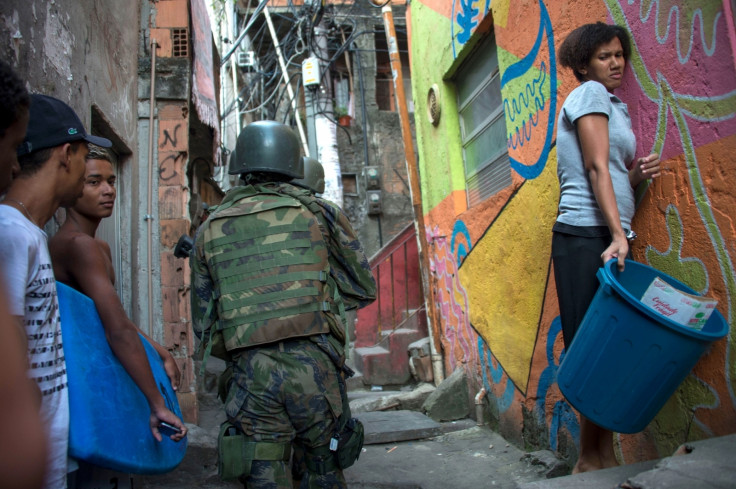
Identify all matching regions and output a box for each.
[228,120,304,178]
[291,157,325,194]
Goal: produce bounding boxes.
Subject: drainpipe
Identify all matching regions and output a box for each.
[146,39,158,338]
[382,5,444,385]
[475,388,487,426]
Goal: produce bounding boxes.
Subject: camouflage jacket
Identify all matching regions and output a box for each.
[273,182,377,311]
[191,183,333,355]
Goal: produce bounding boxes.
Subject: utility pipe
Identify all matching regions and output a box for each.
[229,5,241,135]
[475,388,487,426]
[146,40,158,338]
[263,5,310,156]
[339,27,354,100]
[382,5,444,385]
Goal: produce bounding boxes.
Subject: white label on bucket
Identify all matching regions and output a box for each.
[640,277,717,330]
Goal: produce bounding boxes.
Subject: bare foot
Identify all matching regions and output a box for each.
[673,444,693,456]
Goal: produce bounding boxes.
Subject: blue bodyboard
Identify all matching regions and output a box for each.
[57,281,187,474]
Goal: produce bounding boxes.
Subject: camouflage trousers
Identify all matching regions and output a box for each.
[225,336,348,489]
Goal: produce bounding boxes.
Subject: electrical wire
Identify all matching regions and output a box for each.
[220,0,410,132]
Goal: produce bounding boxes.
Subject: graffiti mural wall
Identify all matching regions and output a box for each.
[410,0,736,463]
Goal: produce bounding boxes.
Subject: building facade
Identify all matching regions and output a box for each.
[408,0,736,464]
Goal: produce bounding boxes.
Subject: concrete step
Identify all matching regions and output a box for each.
[354,328,426,386]
[384,328,425,359]
[358,410,442,445]
[353,309,379,347]
[349,383,435,414]
[352,345,389,384]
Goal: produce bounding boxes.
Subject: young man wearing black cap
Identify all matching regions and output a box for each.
[0,94,110,488]
[0,94,183,489]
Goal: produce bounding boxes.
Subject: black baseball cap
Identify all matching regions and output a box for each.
[17,94,112,156]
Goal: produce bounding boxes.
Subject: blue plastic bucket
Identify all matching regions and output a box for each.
[556,259,729,434]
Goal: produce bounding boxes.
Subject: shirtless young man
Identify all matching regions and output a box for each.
[48,146,187,445]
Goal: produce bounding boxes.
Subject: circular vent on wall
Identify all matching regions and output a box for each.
[427,84,441,126]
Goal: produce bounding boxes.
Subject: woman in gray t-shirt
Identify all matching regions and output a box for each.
[552,22,661,474]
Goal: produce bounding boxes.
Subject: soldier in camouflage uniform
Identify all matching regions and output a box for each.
[276,157,377,485]
[191,121,375,489]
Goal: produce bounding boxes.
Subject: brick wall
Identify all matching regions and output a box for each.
[152,0,198,423]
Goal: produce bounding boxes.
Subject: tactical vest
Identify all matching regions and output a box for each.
[203,186,331,351]
[272,184,349,345]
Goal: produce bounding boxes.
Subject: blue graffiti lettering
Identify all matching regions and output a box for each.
[451,220,472,268]
[455,0,479,45]
[478,337,515,413]
[500,0,557,180]
[451,0,492,58]
[505,64,547,150]
[534,317,580,451]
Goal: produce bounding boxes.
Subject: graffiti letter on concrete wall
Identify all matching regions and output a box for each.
[645,204,709,294]
[160,124,181,150]
[534,317,579,452]
[159,152,186,182]
[505,64,547,150]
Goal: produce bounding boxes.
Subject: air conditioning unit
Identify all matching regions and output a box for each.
[237,51,256,68]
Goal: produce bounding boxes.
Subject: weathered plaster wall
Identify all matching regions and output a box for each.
[410,0,736,465]
[0,0,140,149]
[0,1,141,322]
[338,111,415,258]
[337,17,415,258]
